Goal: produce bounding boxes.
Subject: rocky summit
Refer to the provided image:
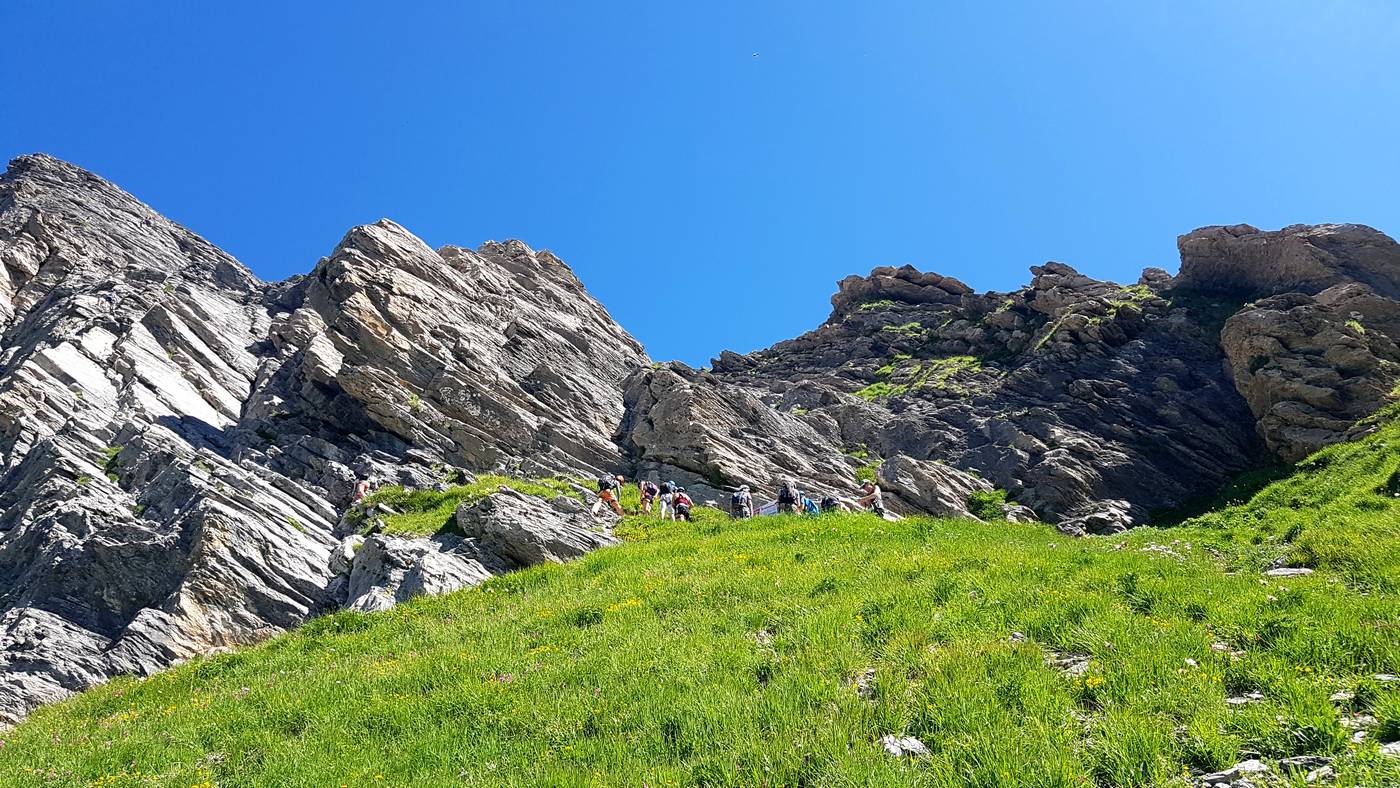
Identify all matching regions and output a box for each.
[1,153,1399,726]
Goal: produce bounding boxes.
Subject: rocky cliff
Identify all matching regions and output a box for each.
[1,153,1398,725]
[703,224,1400,532]
[0,155,646,725]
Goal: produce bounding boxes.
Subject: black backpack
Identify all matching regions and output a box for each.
[597,476,618,492]
[820,496,839,512]
[731,491,750,513]
[641,481,659,496]
[660,481,675,495]
[777,483,798,504]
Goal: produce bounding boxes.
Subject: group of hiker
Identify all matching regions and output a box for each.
[591,476,697,520]
[592,474,886,521]
[761,477,885,519]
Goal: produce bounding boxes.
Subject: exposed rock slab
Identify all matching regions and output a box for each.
[713,258,1263,528]
[1176,223,1400,300]
[1221,287,1400,461]
[455,487,619,570]
[0,154,648,725]
[340,535,492,613]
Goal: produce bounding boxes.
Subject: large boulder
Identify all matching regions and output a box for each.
[341,535,492,613]
[619,363,862,502]
[1176,223,1400,299]
[1221,287,1400,461]
[454,487,619,570]
[875,455,991,519]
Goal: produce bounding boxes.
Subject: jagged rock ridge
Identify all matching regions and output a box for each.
[2,153,1399,726]
[0,154,647,725]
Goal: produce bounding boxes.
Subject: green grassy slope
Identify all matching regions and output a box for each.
[3,419,1400,786]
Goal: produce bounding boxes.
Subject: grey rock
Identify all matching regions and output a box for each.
[1277,755,1331,773]
[875,455,990,519]
[1056,499,1135,536]
[1046,652,1091,678]
[1305,764,1335,783]
[618,363,860,505]
[1194,759,1268,787]
[328,535,364,576]
[0,154,647,724]
[844,668,877,700]
[344,535,492,611]
[1340,713,1378,731]
[1176,223,1400,300]
[712,257,1262,526]
[455,487,620,570]
[1221,287,1400,461]
[1263,567,1314,578]
[877,734,930,759]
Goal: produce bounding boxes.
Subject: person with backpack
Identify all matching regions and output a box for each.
[776,478,801,514]
[856,480,886,518]
[592,474,626,517]
[657,480,677,519]
[730,485,753,519]
[672,487,694,521]
[819,495,846,514]
[639,479,660,514]
[352,477,372,504]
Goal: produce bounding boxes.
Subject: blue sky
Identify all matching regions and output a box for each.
[2,1,1398,365]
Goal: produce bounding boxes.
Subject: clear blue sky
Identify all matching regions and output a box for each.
[3,2,1398,365]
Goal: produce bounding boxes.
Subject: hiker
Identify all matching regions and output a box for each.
[592,474,626,517]
[639,479,660,514]
[819,494,846,514]
[672,487,694,521]
[801,495,821,515]
[658,479,677,519]
[776,478,801,514]
[352,477,372,504]
[856,480,886,518]
[730,485,753,519]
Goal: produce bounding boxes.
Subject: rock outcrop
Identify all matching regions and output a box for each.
[3,152,1400,726]
[1221,288,1400,460]
[712,225,1400,531]
[455,487,620,569]
[1176,223,1400,300]
[712,260,1262,531]
[0,154,646,725]
[334,534,492,613]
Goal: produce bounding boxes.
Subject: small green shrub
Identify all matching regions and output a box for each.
[966,488,1007,520]
[857,299,895,311]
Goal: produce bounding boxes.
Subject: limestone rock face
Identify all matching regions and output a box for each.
[711,223,1400,528]
[454,487,619,570]
[1176,223,1400,300]
[0,155,340,726]
[4,151,1400,728]
[277,222,647,479]
[875,455,991,520]
[618,363,862,502]
[1220,287,1400,461]
[0,154,647,725]
[713,258,1262,529]
[340,535,492,613]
